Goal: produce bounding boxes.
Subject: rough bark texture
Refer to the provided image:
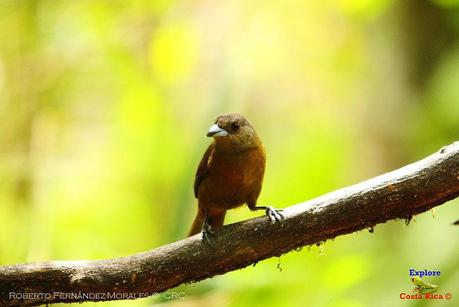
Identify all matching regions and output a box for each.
[1,142,459,306]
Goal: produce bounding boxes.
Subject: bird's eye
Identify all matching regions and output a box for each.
[231,122,240,131]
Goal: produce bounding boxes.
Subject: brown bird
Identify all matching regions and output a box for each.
[188,113,283,239]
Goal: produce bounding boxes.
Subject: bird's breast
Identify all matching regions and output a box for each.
[198,147,265,209]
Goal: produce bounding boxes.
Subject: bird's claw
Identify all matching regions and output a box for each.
[202,223,214,242]
[265,206,284,223]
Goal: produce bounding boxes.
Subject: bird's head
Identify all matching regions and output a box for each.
[207,113,261,153]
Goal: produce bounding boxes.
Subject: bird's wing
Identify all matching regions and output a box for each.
[194,143,215,198]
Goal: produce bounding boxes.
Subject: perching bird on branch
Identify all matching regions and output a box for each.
[188,113,283,239]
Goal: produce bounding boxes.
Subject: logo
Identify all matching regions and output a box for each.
[399,269,452,301]
[411,276,438,294]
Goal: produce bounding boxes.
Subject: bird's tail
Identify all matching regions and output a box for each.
[188,208,226,237]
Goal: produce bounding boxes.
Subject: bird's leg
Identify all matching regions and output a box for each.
[202,208,214,242]
[248,202,284,223]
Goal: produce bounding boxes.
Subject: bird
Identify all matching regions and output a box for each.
[188,112,283,239]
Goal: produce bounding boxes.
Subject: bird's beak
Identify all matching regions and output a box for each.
[207,124,229,137]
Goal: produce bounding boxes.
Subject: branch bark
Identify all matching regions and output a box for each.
[1,142,459,306]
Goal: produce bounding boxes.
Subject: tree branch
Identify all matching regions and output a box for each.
[1,142,459,306]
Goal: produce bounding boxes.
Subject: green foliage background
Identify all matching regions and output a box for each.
[0,0,458,306]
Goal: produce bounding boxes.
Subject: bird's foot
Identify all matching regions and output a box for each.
[202,223,214,243]
[265,206,284,223]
